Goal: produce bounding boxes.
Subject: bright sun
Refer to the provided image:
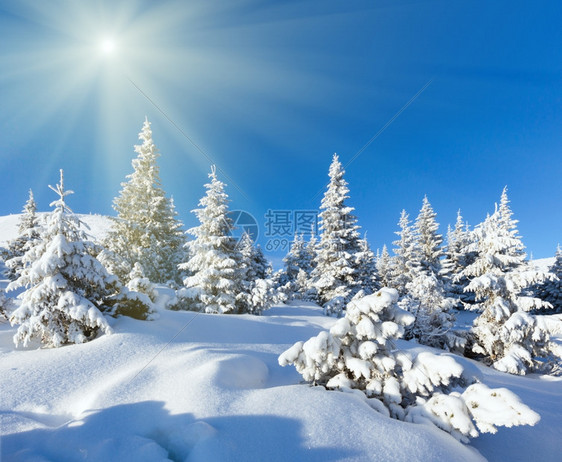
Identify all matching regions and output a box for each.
[100,38,116,55]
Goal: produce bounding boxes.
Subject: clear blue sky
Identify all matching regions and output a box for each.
[0,0,560,265]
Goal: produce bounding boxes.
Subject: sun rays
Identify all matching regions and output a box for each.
[0,0,365,213]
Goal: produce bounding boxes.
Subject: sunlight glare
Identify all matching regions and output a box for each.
[100,38,117,55]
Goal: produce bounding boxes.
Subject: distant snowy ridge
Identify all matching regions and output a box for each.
[0,213,112,245]
[532,257,556,271]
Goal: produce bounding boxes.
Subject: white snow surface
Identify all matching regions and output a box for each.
[1,301,560,461]
[1,216,561,461]
[532,257,556,272]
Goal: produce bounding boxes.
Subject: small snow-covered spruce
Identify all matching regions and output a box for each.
[401,199,461,350]
[534,245,562,313]
[415,196,443,277]
[104,118,186,285]
[109,262,158,320]
[306,224,319,271]
[176,166,243,314]
[0,287,13,320]
[240,232,272,281]
[375,245,393,288]
[283,235,307,281]
[1,189,41,281]
[461,188,558,374]
[237,232,276,315]
[442,211,476,308]
[126,263,158,303]
[284,234,306,282]
[301,227,321,303]
[312,154,364,315]
[7,171,117,347]
[281,233,316,300]
[355,236,379,295]
[402,272,464,352]
[279,288,540,442]
[388,210,419,296]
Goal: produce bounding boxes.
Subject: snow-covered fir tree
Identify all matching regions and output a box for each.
[400,197,460,349]
[306,225,319,271]
[7,171,116,347]
[127,262,158,303]
[1,189,41,281]
[283,234,309,284]
[104,118,185,285]
[280,233,316,300]
[0,287,13,320]
[440,223,455,280]
[312,154,364,315]
[389,210,419,296]
[302,227,320,302]
[279,288,539,442]
[415,196,443,277]
[177,166,244,314]
[355,236,379,295]
[534,245,562,313]
[237,231,276,314]
[243,235,271,281]
[402,272,463,352]
[461,188,558,374]
[376,245,393,288]
[442,210,476,307]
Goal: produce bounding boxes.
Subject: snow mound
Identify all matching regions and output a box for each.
[532,257,556,272]
[212,354,269,389]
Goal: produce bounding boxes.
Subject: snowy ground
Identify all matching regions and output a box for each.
[1,298,561,462]
[1,214,561,461]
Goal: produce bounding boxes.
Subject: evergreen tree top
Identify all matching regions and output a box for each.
[321,153,351,211]
[415,196,441,238]
[189,165,234,240]
[380,244,390,258]
[454,209,465,232]
[18,189,38,234]
[497,186,520,238]
[550,244,562,273]
[415,196,443,275]
[48,169,74,212]
[238,230,255,254]
[22,189,36,214]
[393,210,415,247]
[318,153,359,239]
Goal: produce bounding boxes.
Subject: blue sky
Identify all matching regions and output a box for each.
[0,0,560,265]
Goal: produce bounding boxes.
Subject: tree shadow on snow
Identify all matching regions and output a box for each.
[3,400,357,462]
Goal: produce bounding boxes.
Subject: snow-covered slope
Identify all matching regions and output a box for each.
[532,257,556,272]
[1,215,561,461]
[0,306,520,461]
[0,302,560,462]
